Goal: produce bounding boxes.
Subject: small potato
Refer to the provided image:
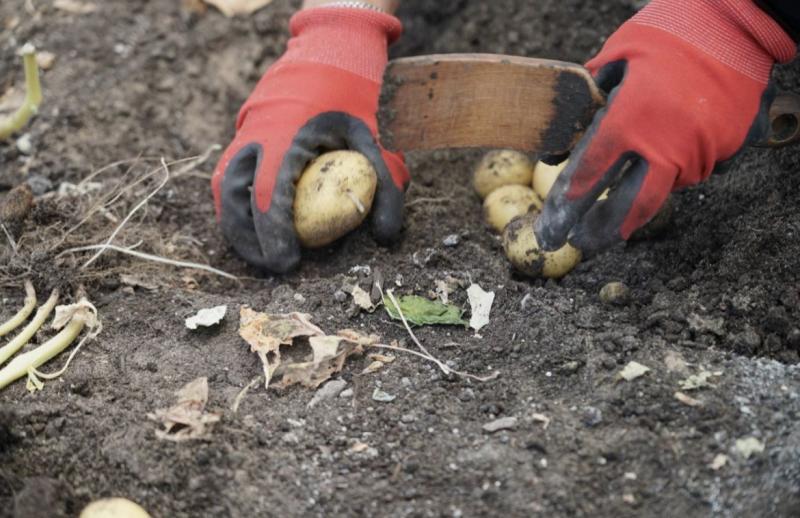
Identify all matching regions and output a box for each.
[293,150,377,249]
[502,213,582,279]
[483,185,541,233]
[80,498,151,518]
[473,150,534,199]
[532,158,608,201]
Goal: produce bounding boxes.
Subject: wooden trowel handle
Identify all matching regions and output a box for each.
[379,53,800,153]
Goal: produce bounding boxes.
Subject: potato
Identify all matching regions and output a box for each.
[473,150,534,199]
[483,185,541,233]
[502,213,582,279]
[532,158,608,201]
[293,150,377,249]
[80,498,151,518]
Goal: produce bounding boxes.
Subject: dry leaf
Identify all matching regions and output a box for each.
[347,284,375,312]
[185,305,227,330]
[531,413,551,429]
[674,391,703,407]
[276,335,363,389]
[36,51,56,70]
[679,369,721,391]
[467,284,494,332]
[238,307,324,387]
[368,353,395,363]
[53,0,97,14]
[51,298,98,330]
[619,361,651,381]
[203,0,274,17]
[735,437,765,459]
[710,454,728,471]
[147,377,221,441]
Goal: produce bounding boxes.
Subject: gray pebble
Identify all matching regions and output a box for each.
[582,406,603,427]
[442,234,460,247]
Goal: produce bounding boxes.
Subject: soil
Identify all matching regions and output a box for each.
[1,1,800,517]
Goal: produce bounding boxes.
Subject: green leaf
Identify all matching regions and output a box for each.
[383,295,466,326]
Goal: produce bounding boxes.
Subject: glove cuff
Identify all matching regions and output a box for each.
[631,0,796,83]
[285,7,402,83]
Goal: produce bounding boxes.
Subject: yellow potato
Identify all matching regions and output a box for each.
[483,185,542,233]
[293,150,377,249]
[473,150,534,199]
[532,158,608,201]
[80,498,151,518]
[502,213,582,279]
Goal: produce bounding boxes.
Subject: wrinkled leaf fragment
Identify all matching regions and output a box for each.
[383,295,466,326]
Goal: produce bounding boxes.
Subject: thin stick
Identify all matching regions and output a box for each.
[81,158,171,269]
[1,225,18,255]
[0,281,36,338]
[368,343,499,383]
[58,244,238,280]
[380,288,499,382]
[406,197,452,207]
[231,376,261,413]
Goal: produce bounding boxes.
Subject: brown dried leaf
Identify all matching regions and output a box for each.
[147,377,221,442]
[238,307,325,387]
[202,0,274,17]
[275,335,363,389]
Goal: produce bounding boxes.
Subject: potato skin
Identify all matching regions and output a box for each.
[532,159,567,200]
[502,213,582,279]
[483,185,541,233]
[80,498,151,518]
[533,158,608,201]
[293,151,377,249]
[473,150,534,199]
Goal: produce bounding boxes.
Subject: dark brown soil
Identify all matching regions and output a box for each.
[1,1,799,517]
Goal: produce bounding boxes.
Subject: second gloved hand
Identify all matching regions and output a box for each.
[211,7,409,273]
[535,0,796,254]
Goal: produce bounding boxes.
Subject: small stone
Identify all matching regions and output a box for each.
[16,134,33,155]
[293,293,306,303]
[582,406,603,427]
[372,388,396,403]
[339,388,353,398]
[482,416,517,433]
[308,379,347,407]
[333,290,348,303]
[599,282,630,305]
[401,377,412,387]
[26,175,53,196]
[281,432,300,445]
[459,388,476,402]
[400,413,416,423]
[442,234,460,247]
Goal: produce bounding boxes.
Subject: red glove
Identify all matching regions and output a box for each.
[535,0,796,253]
[211,7,409,273]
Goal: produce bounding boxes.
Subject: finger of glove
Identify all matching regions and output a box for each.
[535,89,634,251]
[569,157,675,253]
[216,142,278,269]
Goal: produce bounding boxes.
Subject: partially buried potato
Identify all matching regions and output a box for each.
[80,498,151,518]
[293,150,377,248]
[473,150,534,199]
[502,213,582,279]
[483,184,541,233]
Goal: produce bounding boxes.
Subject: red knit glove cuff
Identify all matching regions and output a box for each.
[631,0,796,83]
[285,7,403,83]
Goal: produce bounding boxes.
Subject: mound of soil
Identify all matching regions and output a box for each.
[1,1,798,516]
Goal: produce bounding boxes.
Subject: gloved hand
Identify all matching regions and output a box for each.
[212,7,409,273]
[535,0,796,253]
